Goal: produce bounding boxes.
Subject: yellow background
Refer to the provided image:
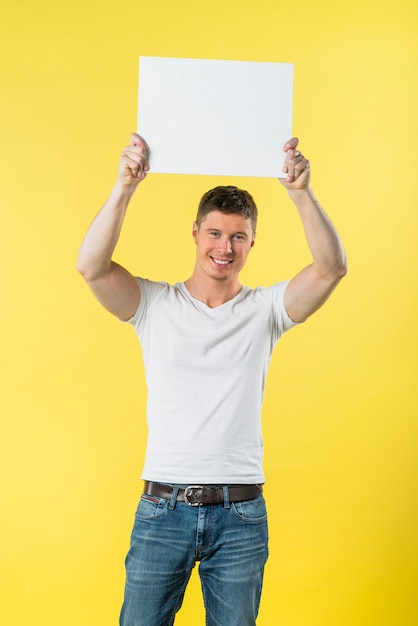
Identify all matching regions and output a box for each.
[1,0,417,624]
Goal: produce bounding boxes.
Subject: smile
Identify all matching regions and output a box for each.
[211,257,232,266]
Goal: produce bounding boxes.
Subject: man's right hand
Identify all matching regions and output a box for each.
[118,133,150,187]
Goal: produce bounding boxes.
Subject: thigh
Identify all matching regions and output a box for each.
[199,494,269,626]
[120,495,196,626]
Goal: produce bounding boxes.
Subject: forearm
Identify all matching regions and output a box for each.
[288,187,347,280]
[77,182,136,281]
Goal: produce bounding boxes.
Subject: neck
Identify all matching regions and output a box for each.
[184,274,242,308]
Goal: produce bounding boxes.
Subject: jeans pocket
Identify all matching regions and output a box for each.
[134,494,169,520]
[231,493,267,524]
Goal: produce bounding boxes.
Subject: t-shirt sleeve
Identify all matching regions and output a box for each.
[262,280,300,342]
[277,279,299,327]
[123,277,168,334]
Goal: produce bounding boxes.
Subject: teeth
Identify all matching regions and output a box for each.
[213,258,230,265]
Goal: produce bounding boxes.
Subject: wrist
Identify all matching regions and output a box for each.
[287,186,319,208]
[112,180,139,200]
[286,186,313,201]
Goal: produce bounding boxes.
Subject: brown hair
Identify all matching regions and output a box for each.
[196,186,258,232]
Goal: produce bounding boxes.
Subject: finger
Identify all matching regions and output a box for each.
[282,137,299,152]
[122,150,148,177]
[130,132,149,152]
[123,147,149,175]
[130,132,141,145]
[131,135,150,173]
[122,151,144,173]
[121,156,140,178]
[123,146,147,161]
[130,132,144,147]
[282,147,301,181]
[294,157,309,177]
[283,155,296,181]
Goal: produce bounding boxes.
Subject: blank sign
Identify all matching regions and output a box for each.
[138,57,293,178]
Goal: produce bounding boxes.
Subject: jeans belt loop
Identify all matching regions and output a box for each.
[222,485,230,509]
[168,485,179,510]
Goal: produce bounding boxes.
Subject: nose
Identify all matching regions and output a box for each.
[218,236,232,255]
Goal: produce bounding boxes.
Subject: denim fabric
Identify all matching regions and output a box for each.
[120,489,269,626]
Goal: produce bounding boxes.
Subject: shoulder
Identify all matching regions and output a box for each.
[246,281,290,304]
[248,281,299,331]
[125,278,175,328]
[135,277,171,296]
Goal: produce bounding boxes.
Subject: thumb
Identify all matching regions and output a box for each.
[130,132,142,147]
[282,137,299,152]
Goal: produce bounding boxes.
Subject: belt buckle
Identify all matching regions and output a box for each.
[184,485,204,506]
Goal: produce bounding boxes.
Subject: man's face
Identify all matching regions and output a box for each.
[192,210,255,282]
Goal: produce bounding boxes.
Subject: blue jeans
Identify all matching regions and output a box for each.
[120,487,269,626]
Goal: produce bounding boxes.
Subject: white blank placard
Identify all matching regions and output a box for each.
[138,57,293,178]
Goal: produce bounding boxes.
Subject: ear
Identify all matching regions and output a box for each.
[250,232,256,248]
[192,221,199,243]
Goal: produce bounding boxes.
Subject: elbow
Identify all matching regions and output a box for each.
[339,253,348,278]
[337,259,348,279]
[76,254,98,283]
[322,254,347,286]
[76,254,89,280]
[76,259,85,278]
[333,255,348,283]
[76,252,111,284]
[76,257,85,278]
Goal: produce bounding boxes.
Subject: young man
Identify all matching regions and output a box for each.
[77,133,347,626]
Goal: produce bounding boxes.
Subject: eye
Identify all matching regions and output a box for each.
[209,231,221,238]
[233,234,245,241]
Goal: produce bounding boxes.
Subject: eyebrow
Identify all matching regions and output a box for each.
[205,227,249,238]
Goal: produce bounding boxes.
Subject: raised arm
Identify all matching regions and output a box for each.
[77,133,149,321]
[280,138,348,324]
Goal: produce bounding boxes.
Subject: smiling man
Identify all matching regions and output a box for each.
[188,186,257,304]
[77,133,347,626]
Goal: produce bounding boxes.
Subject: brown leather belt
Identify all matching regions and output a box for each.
[144,481,262,506]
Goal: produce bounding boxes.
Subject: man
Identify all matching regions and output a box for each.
[77,133,347,626]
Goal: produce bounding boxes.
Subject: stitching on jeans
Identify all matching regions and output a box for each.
[143,495,160,504]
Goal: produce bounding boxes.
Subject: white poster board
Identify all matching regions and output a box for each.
[137,57,293,178]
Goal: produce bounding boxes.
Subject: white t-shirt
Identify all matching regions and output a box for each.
[128,278,297,484]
